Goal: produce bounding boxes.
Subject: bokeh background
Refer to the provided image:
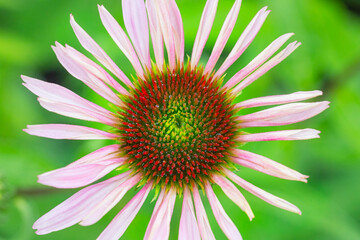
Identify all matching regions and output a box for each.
[1,0,360,239]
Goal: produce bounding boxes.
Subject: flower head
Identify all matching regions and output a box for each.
[23,0,329,239]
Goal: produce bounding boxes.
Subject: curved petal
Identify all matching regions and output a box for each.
[24,124,119,140]
[70,14,133,87]
[230,149,308,182]
[214,7,270,78]
[122,0,151,69]
[236,129,320,142]
[98,5,144,77]
[144,188,176,240]
[204,0,242,75]
[179,187,201,240]
[224,168,301,214]
[192,184,216,240]
[205,181,242,240]
[212,174,254,220]
[97,182,152,240]
[235,90,323,109]
[33,172,131,235]
[191,0,218,68]
[237,101,330,127]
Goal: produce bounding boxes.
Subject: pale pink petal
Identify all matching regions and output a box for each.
[236,129,320,142]
[70,15,133,87]
[224,33,294,89]
[52,43,124,106]
[232,41,302,94]
[146,0,164,69]
[179,187,201,240]
[144,188,176,240]
[97,182,152,240]
[235,90,323,109]
[192,184,216,240]
[190,0,218,68]
[224,168,301,214]
[24,124,119,140]
[122,0,151,69]
[204,0,242,75]
[79,173,141,226]
[98,5,144,77]
[38,144,124,188]
[22,75,117,125]
[212,174,254,220]
[205,181,242,240]
[230,149,308,182]
[237,101,330,127]
[167,0,185,65]
[33,172,131,235]
[214,7,270,78]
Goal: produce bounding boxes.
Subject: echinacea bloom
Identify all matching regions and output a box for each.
[23,0,329,239]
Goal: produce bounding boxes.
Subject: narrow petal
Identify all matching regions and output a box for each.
[212,174,254,220]
[146,0,164,69]
[224,33,294,89]
[192,184,216,240]
[79,173,141,226]
[122,0,151,69]
[214,7,270,78]
[191,0,218,68]
[33,172,131,235]
[179,187,201,240]
[235,90,323,109]
[167,0,185,65]
[204,0,242,75]
[22,75,117,125]
[144,188,176,240]
[97,182,152,240]
[205,181,242,240]
[98,5,144,77]
[24,124,119,140]
[38,144,123,188]
[232,41,302,94]
[237,101,330,127]
[230,149,308,182]
[236,129,320,142]
[70,14,133,87]
[224,168,301,214]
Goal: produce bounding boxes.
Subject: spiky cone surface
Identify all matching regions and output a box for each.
[22,0,329,239]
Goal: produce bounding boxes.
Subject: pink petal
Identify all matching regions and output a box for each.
[98,5,144,77]
[224,33,294,89]
[22,75,117,125]
[70,14,133,87]
[179,187,201,240]
[224,168,301,214]
[232,41,302,94]
[214,7,270,78]
[144,188,176,240]
[192,184,216,240]
[79,173,141,226]
[122,0,151,69]
[236,128,320,142]
[212,174,254,220]
[146,0,164,69]
[33,172,131,235]
[191,0,218,68]
[97,182,153,240]
[52,43,124,106]
[237,101,330,127]
[230,149,308,182]
[235,90,323,109]
[204,0,242,75]
[205,181,242,240]
[24,124,119,140]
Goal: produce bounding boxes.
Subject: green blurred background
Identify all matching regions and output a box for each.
[1,0,360,239]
